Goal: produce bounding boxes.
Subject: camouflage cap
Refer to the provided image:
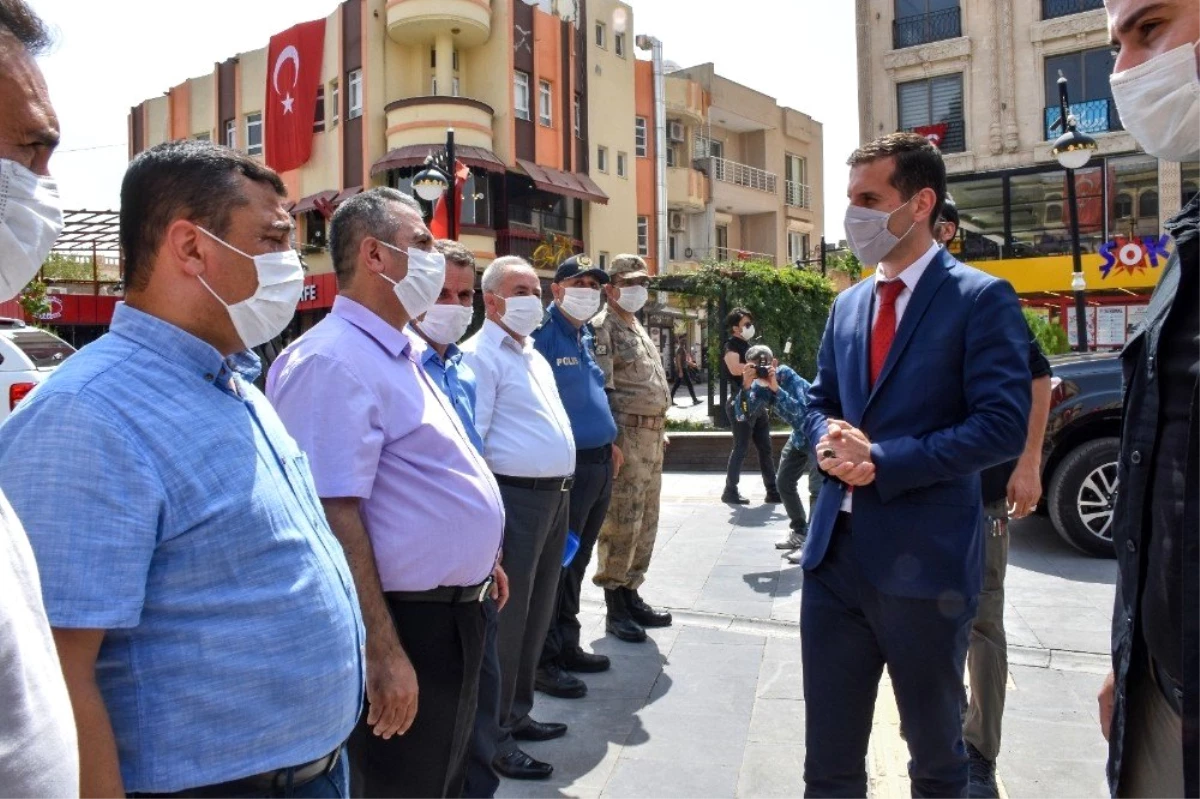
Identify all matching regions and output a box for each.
[608,254,649,280]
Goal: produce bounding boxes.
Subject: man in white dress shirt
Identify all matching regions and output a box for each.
[461,256,577,782]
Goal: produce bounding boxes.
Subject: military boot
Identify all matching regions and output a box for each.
[604,589,647,643]
[623,587,673,627]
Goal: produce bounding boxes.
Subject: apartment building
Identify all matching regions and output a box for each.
[129,0,633,328]
[857,0,1199,348]
[634,63,825,275]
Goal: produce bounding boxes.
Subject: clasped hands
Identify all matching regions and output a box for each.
[817,420,876,487]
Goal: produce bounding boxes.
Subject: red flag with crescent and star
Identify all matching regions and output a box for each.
[265,18,325,173]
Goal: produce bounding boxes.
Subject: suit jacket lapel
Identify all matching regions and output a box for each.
[853,281,873,408]
[867,249,952,405]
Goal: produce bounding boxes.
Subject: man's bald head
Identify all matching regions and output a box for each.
[0,0,58,175]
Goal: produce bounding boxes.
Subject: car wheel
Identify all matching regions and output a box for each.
[1048,437,1119,558]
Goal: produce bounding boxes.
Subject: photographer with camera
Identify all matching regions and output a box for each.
[722,309,780,505]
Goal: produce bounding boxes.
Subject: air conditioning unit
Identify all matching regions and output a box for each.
[667,121,685,143]
[669,211,686,231]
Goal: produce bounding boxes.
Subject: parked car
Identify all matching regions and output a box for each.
[0,318,76,423]
[1040,351,1123,557]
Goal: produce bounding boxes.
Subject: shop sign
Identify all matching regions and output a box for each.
[300,282,319,303]
[1098,235,1172,279]
[34,296,63,322]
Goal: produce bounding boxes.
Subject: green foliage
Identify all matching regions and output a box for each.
[826,250,863,281]
[16,280,49,324]
[655,261,837,381]
[41,253,95,282]
[1024,308,1070,356]
[665,417,715,432]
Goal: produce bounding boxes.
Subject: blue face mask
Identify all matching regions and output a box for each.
[843,195,917,266]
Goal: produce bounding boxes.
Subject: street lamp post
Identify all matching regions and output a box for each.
[1049,72,1098,352]
[412,127,459,240]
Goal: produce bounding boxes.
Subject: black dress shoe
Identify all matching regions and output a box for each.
[721,490,751,505]
[561,647,611,673]
[764,489,783,503]
[535,664,587,698]
[624,588,672,628]
[512,719,568,742]
[492,750,553,780]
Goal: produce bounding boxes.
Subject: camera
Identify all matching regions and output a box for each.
[753,355,771,379]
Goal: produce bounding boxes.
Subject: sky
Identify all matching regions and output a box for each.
[28,0,858,241]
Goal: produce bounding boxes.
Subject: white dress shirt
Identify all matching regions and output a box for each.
[842,239,941,512]
[461,319,577,478]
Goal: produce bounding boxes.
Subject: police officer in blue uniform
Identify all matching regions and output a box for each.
[532,255,624,699]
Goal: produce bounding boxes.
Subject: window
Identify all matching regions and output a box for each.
[1010,167,1105,257]
[314,86,326,132]
[635,117,648,158]
[892,0,962,49]
[617,151,627,178]
[668,235,678,261]
[574,95,582,139]
[538,80,553,126]
[637,216,649,256]
[1183,163,1200,206]
[666,146,677,167]
[245,113,263,156]
[192,131,211,142]
[595,22,606,49]
[1043,48,1120,139]
[788,231,810,263]
[1114,193,1133,220]
[348,69,363,120]
[615,32,626,57]
[330,79,339,126]
[897,73,965,153]
[429,48,460,71]
[785,154,808,206]
[1042,0,1105,21]
[1107,155,1160,240]
[598,252,610,270]
[304,212,326,248]
[224,119,236,149]
[1138,190,1159,220]
[514,71,531,121]
[597,145,609,173]
[694,136,723,159]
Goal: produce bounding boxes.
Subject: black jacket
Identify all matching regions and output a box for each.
[1107,194,1199,797]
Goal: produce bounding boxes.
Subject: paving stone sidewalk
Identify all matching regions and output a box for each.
[496,473,1117,798]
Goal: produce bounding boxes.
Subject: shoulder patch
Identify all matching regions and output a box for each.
[595,343,609,356]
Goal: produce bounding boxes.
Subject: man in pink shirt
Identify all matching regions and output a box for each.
[267,188,507,799]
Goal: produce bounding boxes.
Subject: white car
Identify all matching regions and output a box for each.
[0,319,76,423]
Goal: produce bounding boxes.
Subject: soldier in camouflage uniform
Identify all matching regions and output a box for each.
[591,255,674,643]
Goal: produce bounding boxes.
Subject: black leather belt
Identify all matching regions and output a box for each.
[129,749,339,798]
[387,577,493,604]
[495,474,574,492]
[576,444,612,464]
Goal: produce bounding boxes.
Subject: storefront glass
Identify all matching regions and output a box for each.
[1107,154,1159,239]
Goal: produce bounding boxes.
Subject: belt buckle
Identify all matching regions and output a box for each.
[560,477,570,492]
[479,576,493,602]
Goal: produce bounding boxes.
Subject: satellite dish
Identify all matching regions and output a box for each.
[663,60,682,73]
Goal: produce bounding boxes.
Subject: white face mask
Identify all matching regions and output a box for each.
[844,195,917,266]
[498,294,544,337]
[416,302,474,346]
[615,285,649,314]
[740,324,756,341]
[378,242,447,319]
[0,159,64,302]
[1110,44,1200,163]
[197,227,305,349]
[559,286,602,321]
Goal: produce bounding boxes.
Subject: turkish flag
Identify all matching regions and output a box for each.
[265,19,325,173]
[914,123,948,149]
[430,161,471,239]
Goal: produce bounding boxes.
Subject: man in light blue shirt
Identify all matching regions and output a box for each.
[0,140,365,797]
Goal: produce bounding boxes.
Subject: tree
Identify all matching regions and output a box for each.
[16,279,49,324]
[826,250,863,281]
[1023,308,1070,356]
[654,259,836,380]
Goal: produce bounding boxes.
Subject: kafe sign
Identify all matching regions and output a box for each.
[1099,235,1172,279]
[34,295,63,322]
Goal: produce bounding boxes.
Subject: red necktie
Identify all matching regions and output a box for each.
[870,280,906,389]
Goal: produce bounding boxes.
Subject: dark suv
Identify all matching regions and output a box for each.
[1040,352,1122,557]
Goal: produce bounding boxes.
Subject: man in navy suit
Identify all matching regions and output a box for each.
[800,133,1031,798]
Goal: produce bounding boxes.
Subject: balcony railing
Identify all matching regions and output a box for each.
[676,247,777,265]
[704,157,777,195]
[1044,98,1123,140]
[1042,0,1104,19]
[785,181,812,209]
[893,7,962,50]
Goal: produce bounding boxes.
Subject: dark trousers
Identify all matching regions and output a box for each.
[541,448,614,667]
[349,597,487,798]
[776,438,822,534]
[726,409,777,493]
[495,484,570,756]
[462,599,502,798]
[801,515,976,798]
[671,370,698,403]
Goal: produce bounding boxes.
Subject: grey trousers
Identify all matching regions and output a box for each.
[494,483,569,757]
[1119,654,1185,798]
[964,499,1009,761]
[776,438,823,534]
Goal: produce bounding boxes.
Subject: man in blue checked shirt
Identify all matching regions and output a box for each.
[735,344,824,562]
[0,140,365,798]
